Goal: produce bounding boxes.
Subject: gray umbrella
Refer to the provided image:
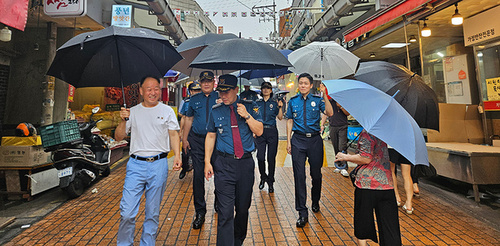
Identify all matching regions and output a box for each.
[189,38,292,70]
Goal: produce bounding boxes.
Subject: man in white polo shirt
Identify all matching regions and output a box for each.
[115,76,181,245]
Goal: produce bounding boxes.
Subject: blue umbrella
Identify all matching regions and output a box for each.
[239,49,293,79]
[323,79,429,166]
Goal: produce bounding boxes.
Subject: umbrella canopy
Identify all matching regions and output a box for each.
[47,26,182,88]
[288,41,359,80]
[354,61,439,131]
[239,49,293,79]
[189,38,292,70]
[171,33,238,77]
[229,71,266,86]
[324,79,429,166]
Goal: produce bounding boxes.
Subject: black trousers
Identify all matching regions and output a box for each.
[329,125,348,170]
[188,132,217,215]
[255,127,278,183]
[214,155,254,246]
[291,133,323,218]
[181,147,190,170]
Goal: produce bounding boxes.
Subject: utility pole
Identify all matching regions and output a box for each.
[252,0,279,47]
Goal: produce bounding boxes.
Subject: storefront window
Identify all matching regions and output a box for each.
[475,40,500,102]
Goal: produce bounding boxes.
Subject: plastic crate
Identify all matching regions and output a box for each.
[40,120,82,148]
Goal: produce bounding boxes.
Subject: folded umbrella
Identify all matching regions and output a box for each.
[355,61,439,131]
[324,79,429,165]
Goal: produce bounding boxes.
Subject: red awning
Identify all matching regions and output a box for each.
[344,0,430,42]
[0,0,29,31]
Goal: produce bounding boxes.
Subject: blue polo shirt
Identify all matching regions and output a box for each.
[255,98,280,126]
[286,93,325,133]
[179,97,189,116]
[207,97,263,154]
[186,91,219,135]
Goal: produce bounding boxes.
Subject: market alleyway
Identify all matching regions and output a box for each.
[4,119,500,245]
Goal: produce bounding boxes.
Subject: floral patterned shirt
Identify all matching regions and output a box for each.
[354,130,394,190]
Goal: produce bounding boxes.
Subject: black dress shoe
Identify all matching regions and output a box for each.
[258,180,265,190]
[296,217,308,228]
[312,204,320,213]
[268,182,274,193]
[179,170,187,179]
[192,213,205,229]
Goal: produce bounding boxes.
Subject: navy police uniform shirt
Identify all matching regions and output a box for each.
[186,91,219,135]
[286,93,325,133]
[180,97,190,116]
[256,98,280,126]
[207,97,263,154]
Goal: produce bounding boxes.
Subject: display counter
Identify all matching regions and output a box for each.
[426,142,500,202]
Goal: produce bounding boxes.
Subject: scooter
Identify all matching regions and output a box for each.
[47,107,111,198]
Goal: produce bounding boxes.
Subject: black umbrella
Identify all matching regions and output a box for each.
[354,61,439,131]
[47,26,182,107]
[189,38,292,70]
[171,33,238,77]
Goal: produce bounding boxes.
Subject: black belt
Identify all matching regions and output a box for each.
[293,131,320,138]
[131,152,168,162]
[216,151,253,159]
[263,125,276,129]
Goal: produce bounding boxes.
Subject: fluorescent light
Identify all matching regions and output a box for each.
[477,52,483,57]
[381,43,410,48]
[437,52,444,57]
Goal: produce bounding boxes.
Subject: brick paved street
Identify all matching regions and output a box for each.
[5,152,500,245]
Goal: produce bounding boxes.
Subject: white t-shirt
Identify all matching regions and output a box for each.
[126,102,180,156]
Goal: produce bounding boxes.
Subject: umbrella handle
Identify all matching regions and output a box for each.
[123,103,129,121]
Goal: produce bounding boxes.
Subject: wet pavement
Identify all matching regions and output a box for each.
[1,119,500,245]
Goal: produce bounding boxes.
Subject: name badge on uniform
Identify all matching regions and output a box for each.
[270,104,273,109]
[311,101,316,107]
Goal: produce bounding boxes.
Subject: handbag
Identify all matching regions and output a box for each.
[350,165,361,187]
[413,163,437,178]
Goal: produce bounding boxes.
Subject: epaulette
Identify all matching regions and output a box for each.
[191,93,204,99]
[256,98,264,102]
[312,94,321,98]
[239,99,253,104]
[184,97,190,102]
[212,103,223,109]
[290,94,300,99]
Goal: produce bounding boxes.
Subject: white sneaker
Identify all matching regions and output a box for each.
[334,168,341,173]
[340,169,349,177]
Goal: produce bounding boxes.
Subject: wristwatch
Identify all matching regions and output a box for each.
[245,114,251,120]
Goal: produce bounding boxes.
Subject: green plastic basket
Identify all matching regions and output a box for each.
[40,120,82,148]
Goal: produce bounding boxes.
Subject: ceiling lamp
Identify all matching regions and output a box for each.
[421,20,431,37]
[451,3,463,25]
[369,53,376,58]
[409,35,417,42]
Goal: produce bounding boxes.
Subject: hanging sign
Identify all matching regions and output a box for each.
[67,85,75,102]
[111,5,132,28]
[44,0,87,17]
[486,77,500,101]
[463,5,500,46]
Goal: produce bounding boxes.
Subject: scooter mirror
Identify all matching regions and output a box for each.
[92,107,100,114]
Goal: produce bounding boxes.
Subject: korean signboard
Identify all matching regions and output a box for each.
[44,0,86,17]
[111,5,132,28]
[486,77,500,101]
[463,5,500,46]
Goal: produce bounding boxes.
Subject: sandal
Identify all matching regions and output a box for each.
[402,204,414,214]
[413,192,420,197]
[396,200,402,207]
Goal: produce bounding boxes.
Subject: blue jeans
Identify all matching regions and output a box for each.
[117,155,169,246]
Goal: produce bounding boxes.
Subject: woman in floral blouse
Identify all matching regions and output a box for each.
[335,129,401,246]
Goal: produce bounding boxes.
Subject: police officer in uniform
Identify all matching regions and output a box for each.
[205,74,263,246]
[286,73,333,228]
[182,71,218,229]
[178,82,201,179]
[240,85,259,101]
[255,81,283,193]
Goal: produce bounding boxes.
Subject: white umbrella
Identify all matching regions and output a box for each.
[288,41,360,80]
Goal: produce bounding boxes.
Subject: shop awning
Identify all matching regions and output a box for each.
[343,0,430,42]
